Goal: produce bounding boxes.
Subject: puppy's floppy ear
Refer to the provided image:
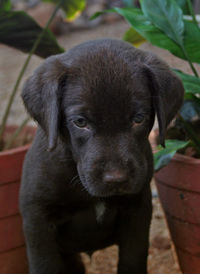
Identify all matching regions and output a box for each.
[22,55,67,151]
[142,56,184,146]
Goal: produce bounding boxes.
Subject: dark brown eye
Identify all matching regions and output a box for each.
[133,114,145,124]
[73,118,87,128]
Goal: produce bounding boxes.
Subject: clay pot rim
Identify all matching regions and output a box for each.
[0,144,31,157]
[172,153,200,165]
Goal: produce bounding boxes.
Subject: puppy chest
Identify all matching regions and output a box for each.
[57,203,118,252]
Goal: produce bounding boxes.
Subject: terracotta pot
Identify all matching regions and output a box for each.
[154,153,200,274]
[0,126,36,274]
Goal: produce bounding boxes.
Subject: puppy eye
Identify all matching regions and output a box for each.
[73,117,87,128]
[133,114,145,124]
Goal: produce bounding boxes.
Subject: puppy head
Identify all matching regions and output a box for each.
[22,39,184,196]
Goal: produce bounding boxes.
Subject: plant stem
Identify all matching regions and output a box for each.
[181,0,199,77]
[4,117,30,150]
[0,0,63,146]
[181,45,199,77]
[186,0,199,26]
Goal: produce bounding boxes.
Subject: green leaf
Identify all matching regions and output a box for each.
[0,10,64,58]
[173,69,200,94]
[140,0,184,46]
[43,0,86,20]
[111,8,183,55]
[154,139,189,171]
[0,0,11,11]
[123,27,146,47]
[109,7,200,63]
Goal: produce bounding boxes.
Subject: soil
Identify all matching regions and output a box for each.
[1,18,195,274]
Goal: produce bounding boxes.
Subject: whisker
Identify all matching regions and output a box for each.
[69,175,80,185]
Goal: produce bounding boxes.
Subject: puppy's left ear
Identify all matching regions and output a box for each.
[142,56,184,146]
[22,55,67,151]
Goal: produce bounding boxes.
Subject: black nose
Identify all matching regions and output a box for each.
[103,169,128,184]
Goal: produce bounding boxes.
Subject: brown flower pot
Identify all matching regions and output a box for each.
[0,126,35,274]
[154,153,200,274]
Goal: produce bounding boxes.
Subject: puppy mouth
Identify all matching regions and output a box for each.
[107,184,133,196]
[90,188,134,198]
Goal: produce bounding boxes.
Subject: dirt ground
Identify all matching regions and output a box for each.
[0,18,193,273]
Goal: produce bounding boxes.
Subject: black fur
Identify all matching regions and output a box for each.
[20,39,184,274]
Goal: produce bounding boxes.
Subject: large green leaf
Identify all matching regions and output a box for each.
[154,139,189,171]
[173,69,200,94]
[0,10,64,58]
[43,0,86,20]
[108,7,200,63]
[110,8,183,55]
[0,0,11,11]
[140,0,184,46]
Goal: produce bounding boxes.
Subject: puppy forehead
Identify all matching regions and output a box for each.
[66,53,148,98]
[63,41,151,119]
[65,79,150,123]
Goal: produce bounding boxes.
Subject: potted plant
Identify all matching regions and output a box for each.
[0,1,86,273]
[93,0,200,273]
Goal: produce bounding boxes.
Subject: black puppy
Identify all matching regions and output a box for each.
[20,39,184,274]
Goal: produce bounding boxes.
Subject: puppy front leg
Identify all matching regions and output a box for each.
[23,216,66,274]
[117,187,152,274]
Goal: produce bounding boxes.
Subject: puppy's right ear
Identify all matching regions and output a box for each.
[140,55,184,147]
[22,55,67,151]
